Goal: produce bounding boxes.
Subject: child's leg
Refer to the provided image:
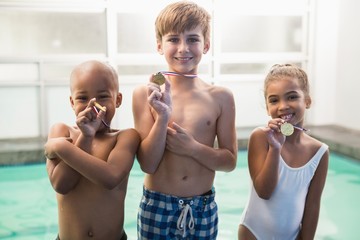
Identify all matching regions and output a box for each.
[238,224,257,240]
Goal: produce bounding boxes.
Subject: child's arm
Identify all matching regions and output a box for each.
[298,149,329,239]
[247,121,285,199]
[132,79,171,174]
[45,129,140,189]
[166,88,237,172]
[46,123,81,194]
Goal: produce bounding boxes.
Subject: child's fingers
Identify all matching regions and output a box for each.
[171,122,185,133]
[148,90,162,102]
[268,118,284,132]
[88,98,97,108]
[147,82,161,94]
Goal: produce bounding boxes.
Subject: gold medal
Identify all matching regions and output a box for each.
[151,72,166,85]
[280,122,294,136]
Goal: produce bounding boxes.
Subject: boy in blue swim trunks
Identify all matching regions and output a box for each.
[132,1,238,239]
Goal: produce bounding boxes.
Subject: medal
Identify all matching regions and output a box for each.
[280,122,294,136]
[151,71,198,85]
[151,72,166,85]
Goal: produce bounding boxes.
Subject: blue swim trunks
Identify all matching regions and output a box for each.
[137,187,218,239]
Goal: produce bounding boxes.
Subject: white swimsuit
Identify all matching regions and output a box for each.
[240,143,328,240]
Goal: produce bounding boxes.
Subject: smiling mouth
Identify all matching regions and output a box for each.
[175,57,193,61]
[281,114,293,122]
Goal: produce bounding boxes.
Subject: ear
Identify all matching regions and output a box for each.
[305,96,312,109]
[69,96,75,110]
[203,41,210,54]
[157,40,164,55]
[116,92,122,108]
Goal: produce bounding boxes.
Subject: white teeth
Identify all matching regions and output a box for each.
[281,114,292,121]
[176,57,191,60]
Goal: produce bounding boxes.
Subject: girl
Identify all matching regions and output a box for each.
[238,64,329,240]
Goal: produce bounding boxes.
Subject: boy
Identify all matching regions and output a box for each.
[45,60,140,240]
[132,1,237,239]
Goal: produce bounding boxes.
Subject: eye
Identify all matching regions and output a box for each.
[76,96,88,102]
[98,94,109,98]
[267,98,278,104]
[187,37,200,43]
[288,94,300,101]
[167,37,179,43]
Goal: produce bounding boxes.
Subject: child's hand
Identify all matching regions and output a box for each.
[166,122,194,156]
[147,76,172,119]
[264,118,286,148]
[76,98,104,136]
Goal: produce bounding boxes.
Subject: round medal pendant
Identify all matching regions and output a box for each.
[280,122,294,136]
[151,72,165,85]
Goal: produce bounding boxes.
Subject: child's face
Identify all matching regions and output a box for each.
[70,70,121,128]
[265,77,310,126]
[157,25,209,74]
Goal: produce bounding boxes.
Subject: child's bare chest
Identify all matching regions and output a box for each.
[91,137,117,160]
[171,97,219,130]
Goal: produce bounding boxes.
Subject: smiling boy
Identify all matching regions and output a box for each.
[45,60,139,240]
[132,1,237,239]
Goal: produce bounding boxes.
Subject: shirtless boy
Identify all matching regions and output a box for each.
[45,60,139,240]
[132,1,237,239]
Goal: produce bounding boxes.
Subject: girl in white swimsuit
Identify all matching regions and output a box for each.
[238,64,329,240]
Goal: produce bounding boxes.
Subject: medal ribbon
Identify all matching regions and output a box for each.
[160,71,197,78]
[92,106,110,128]
[293,125,309,132]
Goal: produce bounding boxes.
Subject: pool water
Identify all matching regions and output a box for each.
[0,151,359,240]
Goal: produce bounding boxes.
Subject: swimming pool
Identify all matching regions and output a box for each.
[0,151,359,239]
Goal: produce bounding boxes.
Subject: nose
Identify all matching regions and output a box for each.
[178,40,189,53]
[279,100,289,110]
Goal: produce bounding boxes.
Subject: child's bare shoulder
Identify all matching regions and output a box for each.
[117,128,139,136]
[49,122,76,137]
[207,84,234,102]
[115,128,140,143]
[304,134,327,152]
[250,127,268,141]
[133,84,148,96]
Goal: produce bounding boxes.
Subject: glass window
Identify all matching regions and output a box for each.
[219,16,302,53]
[0,10,107,56]
[45,87,74,128]
[0,87,40,138]
[0,63,38,82]
[220,62,302,75]
[118,65,167,75]
[41,63,79,82]
[117,13,157,53]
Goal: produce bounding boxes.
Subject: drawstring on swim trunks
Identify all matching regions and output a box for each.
[177,200,195,238]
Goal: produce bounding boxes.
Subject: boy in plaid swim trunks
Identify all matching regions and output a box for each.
[132,1,237,239]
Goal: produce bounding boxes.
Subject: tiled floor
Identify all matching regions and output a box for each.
[0,125,359,165]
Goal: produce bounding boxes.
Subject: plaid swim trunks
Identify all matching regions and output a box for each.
[137,187,218,239]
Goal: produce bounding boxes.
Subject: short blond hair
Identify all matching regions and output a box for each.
[155,1,211,42]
